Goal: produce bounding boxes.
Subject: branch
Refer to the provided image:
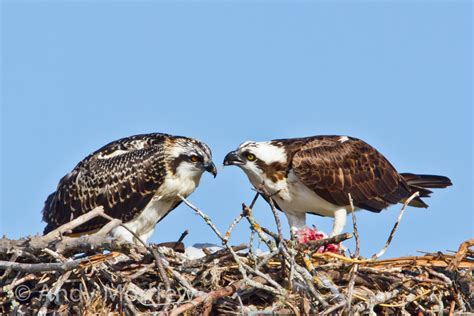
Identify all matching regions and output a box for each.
[0,258,84,273]
[295,233,353,252]
[345,193,359,313]
[98,212,173,310]
[178,195,286,297]
[348,193,360,257]
[447,238,474,271]
[352,289,400,313]
[169,276,268,316]
[42,206,105,242]
[178,194,225,241]
[372,191,420,260]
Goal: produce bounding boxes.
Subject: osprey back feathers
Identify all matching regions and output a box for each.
[42,133,217,244]
[223,135,451,236]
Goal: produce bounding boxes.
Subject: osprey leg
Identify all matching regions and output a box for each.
[286,212,307,237]
[330,208,347,237]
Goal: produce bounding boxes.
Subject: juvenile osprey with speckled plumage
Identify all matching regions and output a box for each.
[42,133,217,244]
[224,135,452,239]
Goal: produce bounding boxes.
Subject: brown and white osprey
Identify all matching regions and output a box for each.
[223,135,451,237]
[42,133,217,244]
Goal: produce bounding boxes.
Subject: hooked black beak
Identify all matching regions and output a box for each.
[204,162,217,178]
[223,151,245,166]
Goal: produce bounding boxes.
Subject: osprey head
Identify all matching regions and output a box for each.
[223,141,287,183]
[168,137,217,178]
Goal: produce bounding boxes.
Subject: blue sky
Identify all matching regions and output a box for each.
[1,1,472,258]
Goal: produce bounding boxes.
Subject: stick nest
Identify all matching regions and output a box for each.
[1,193,473,315]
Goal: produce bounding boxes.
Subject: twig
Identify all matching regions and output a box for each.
[352,289,400,313]
[295,233,353,252]
[372,191,420,260]
[256,249,280,269]
[183,244,247,269]
[322,300,346,315]
[242,203,276,250]
[169,276,268,316]
[98,212,173,311]
[248,231,257,264]
[348,193,360,258]
[178,194,225,241]
[258,187,330,307]
[345,264,359,313]
[176,229,189,244]
[38,271,72,315]
[261,227,280,241]
[224,214,244,242]
[259,187,284,242]
[0,252,20,281]
[447,238,474,271]
[294,264,329,307]
[42,206,105,242]
[0,258,85,273]
[257,186,293,288]
[167,262,203,297]
[426,268,453,286]
[178,195,286,295]
[42,248,67,262]
[96,218,122,236]
[345,193,359,313]
[248,192,261,209]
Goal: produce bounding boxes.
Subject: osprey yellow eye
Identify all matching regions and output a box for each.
[190,155,199,162]
[246,153,256,161]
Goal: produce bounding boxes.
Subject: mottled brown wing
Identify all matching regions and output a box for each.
[291,137,411,212]
[42,135,168,234]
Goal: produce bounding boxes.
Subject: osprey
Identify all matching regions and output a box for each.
[42,133,217,244]
[223,135,452,238]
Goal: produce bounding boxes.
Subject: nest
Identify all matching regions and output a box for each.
[1,192,473,315]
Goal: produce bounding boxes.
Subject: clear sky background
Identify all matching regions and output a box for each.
[1,1,472,258]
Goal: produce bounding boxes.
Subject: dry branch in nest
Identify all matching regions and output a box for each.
[0,193,473,315]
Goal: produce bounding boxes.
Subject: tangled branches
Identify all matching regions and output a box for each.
[0,193,473,314]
